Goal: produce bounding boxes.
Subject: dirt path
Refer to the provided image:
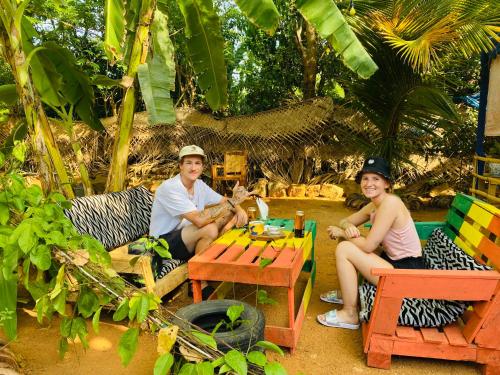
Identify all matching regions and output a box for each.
[10,198,481,374]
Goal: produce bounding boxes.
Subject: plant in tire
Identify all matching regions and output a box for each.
[170,299,288,374]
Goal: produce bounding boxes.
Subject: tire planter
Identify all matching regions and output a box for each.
[175,299,265,353]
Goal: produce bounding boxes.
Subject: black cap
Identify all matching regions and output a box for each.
[355,157,392,184]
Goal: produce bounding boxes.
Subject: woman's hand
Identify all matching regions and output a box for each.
[343,223,361,239]
[327,225,345,240]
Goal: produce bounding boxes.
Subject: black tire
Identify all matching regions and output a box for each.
[174,299,265,353]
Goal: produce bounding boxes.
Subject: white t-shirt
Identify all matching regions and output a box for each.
[149,174,223,237]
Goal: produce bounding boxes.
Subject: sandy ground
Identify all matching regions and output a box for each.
[9,198,481,374]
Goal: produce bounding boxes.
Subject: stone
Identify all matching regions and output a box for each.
[319,183,344,199]
[306,184,321,198]
[337,180,358,197]
[288,184,306,197]
[268,182,288,197]
[429,183,455,197]
[253,178,268,197]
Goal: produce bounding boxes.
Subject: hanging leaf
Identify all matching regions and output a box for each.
[296,0,378,79]
[138,9,176,125]
[104,0,126,62]
[118,327,140,366]
[234,0,280,35]
[137,37,176,122]
[92,307,102,333]
[36,42,104,131]
[177,0,228,110]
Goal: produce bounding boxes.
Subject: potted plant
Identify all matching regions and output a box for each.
[487,141,500,177]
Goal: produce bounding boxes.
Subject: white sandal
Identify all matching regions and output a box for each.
[317,310,359,330]
[320,290,343,304]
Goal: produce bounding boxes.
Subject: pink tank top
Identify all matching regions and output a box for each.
[370,211,422,260]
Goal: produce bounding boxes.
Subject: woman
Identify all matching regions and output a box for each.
[317,157,424,329]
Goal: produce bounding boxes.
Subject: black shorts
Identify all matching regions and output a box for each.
[159,229,192,261]
[381,252,425,269]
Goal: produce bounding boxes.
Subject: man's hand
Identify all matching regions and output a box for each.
[233,205,248,228]
[231,182,255,205]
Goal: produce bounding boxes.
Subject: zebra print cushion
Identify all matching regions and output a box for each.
[64,186,154,250]
[359,228,492,327]
[157,259,185,279]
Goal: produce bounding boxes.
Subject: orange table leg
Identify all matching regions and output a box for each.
[192,280,202,303]
[288,286,296,352]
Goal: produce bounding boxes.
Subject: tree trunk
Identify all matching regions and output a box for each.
[303,21,317,99]
[105,0,155,192]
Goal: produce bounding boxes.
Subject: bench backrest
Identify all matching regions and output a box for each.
[64,186,154,250]
[443,193,500,270]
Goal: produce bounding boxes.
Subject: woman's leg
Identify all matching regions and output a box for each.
[335,241,393,324]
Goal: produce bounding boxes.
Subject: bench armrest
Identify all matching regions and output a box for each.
[371,268,500,301]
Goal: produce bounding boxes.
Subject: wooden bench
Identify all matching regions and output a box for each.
[362,193,500,374]
[64,187,188,298]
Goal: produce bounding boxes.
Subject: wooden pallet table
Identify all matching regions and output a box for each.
[188,219,316,352]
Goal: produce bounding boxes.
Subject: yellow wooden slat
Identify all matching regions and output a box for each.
[302,275,313,313]
[214,229,244,244]
[474,200,500,215]
[302,234,313,261]
[458,220,483,248]
[467,204,493,229]
[233,235,252,247]
[454,236,475,257]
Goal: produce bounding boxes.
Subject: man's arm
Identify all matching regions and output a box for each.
[182,198,237,228]
[182,184,251,228]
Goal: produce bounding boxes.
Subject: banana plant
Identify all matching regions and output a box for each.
[104,0,175,192]
[0,0,75,198]
[29,41,105,196]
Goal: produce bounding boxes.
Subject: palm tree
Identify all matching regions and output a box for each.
[343,0,500,167]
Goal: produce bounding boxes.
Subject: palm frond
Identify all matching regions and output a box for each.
[357,0,500,72]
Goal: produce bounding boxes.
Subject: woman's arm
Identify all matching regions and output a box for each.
[337,203,373,238]
[348,196,399,252]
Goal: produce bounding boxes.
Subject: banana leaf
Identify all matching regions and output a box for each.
[21,17,63,107]
[104,0,126,62]
[137,10,176,125]
[0,84,18,105]
[177,0,228,110]
[234,0,280,35]
[296,0,378,79]
[35,42,104,131]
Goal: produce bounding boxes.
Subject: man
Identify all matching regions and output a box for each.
[149,145,250,262]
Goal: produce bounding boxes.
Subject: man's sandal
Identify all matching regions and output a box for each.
[317,310,359,330]
[320,290,343,304]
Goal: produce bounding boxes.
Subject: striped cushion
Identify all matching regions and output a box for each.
[359,228,491,327]
[64,186,154,250]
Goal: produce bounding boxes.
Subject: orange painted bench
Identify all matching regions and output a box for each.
[188,219,316,353]
[362,193,500,374]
